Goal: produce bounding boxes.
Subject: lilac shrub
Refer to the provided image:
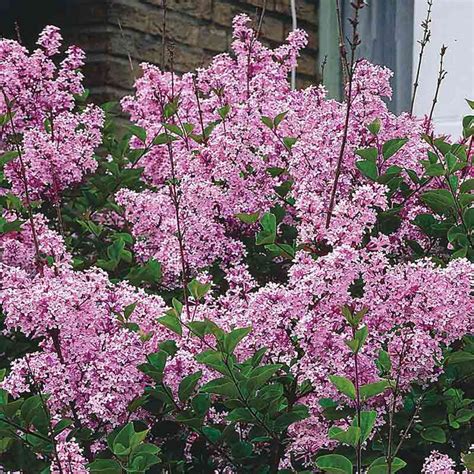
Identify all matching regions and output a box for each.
[0,15,472,474]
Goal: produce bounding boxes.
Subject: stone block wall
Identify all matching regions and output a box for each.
[60,0,319,103]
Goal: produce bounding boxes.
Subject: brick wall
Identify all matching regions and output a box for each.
[62,0,319,103]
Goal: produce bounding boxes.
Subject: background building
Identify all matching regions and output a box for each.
[0,0,472,134]
[0,0,319,103]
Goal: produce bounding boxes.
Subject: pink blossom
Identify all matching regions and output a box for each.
[422,451,457,473]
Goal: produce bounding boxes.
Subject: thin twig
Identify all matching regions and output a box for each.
[246,1,267,100]
[325,0,365,228]
[428,45,447,126]
[335,0,349,87]
[25,359,64,474]
[386,336,410,474]
[255,0,267,39]
[352,325,362,474]
[192,76,207,146]
[410,0,433,115]
[1,88,42,268]
[161,0,167,70]
[117,18,135,75]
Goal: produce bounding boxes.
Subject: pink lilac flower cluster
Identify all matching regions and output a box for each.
[0,16,472,470]
[0,256,170,427]
[421,451,457,473]
[0,25,103,201]
[51,435,88,474]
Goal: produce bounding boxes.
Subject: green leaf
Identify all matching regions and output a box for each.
[218,104,230,120]
[188,320,223,340]
[202,426,221,443]
[460,178,474,194]
[445,151,458,173]
[21,395,47,428]
[223,327,251,354]
[231,441,253,459]
[315,454,353,474]
[264,243,295,259]
[247,364,282,392]
[107,239,125,262]
[341,306,367,327]
[353,410,377,442]
[159,339,178,357]
[203,121,218,139]
[0,218,23,234]
[192,393,210,416]
[153,133,176,145]
[329,375,356,400]
[274,405,309,431]
[421,426,446,443]
[382,138,408,160]
[462,452,474,470]
[367,118,381,135]
[459,192,474,208]
[147,351,168,373]
[454,408,474,423]
[195,350,228,375]
[0,399,24,417]
[446,351,474,364]
[227,407,255,423]
[345,326,368,353]
[466,99,474,110]
[360,381,389,401]
[235,212,260,224]
[256,212,276,245]
[163,123,183,137]
[355,147,378,162]
[123,302,137,320]
[0,151,18,167]
[406,168,419,184]
[424,163,445,177]
[274,111,287,127]
[447,225,465,243]
[261,116,273,129]
[157,312,182,336]
[356,160,378,181]
[178,371,202,403]
[451,247,468,259]
[129,443,160,471]
[267,166,286,177]
[283,136,297,150]
[129,125,147,143]
[53,418,74,436]
[328,426,361,447]
[164,100,178,118]
[87,459,122,474]
[171,298,183,316]
[377,350,392,373]
[127,259,162,286]
[187,279,211,301]
[200,377,238,397]
[421,189,455,214]
[463,207,474,229]
[112,423,147,457]
[367,457,406,473]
